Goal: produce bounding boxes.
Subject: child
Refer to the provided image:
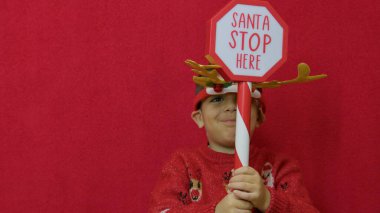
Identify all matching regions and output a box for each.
[149,82,319,212]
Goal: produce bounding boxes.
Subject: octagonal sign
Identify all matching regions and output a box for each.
[207,0,288,82]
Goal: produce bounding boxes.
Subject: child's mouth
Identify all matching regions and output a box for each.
[221,120,236,126]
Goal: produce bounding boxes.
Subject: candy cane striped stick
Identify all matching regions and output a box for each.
[234,82,252,169]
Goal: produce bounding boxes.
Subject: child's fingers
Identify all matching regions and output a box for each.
[235,200,254,210]
[231,194,254,210]
[234,166,258,176]
[233,209,252,213]
[233,190,258,203]
[224,193,253,210]
[228,181,257,192]
[229,174,258,184]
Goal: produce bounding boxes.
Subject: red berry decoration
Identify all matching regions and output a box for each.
[213,84,223,92]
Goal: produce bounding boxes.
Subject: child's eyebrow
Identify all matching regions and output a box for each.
[210,94,224,99]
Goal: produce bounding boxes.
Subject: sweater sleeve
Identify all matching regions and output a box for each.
[265,157,319,213]
[149,152,217,213]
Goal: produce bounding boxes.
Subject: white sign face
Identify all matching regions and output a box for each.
[212,3,287,81]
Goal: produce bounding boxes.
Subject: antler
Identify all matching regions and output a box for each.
[185,55,327,88]
[184,56,227,87]
[253,63,327,88]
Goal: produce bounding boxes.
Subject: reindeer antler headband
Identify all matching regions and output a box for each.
[186,55,327,110]
[186,55,327,89]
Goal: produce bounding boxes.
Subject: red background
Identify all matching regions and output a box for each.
[0,0,379,212]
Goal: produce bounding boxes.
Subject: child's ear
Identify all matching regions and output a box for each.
[191,110,204,128]
[256,108,266,127]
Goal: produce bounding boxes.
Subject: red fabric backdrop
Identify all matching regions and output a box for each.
[0,0,379,212]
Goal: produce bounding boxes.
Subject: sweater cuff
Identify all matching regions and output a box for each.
[265,187,288,213]
[208,202,218,212]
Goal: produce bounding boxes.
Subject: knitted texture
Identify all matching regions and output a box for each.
[149,145,319,212]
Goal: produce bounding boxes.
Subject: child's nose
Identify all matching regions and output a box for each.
[224,95,237,112]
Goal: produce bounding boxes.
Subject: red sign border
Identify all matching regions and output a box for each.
[206,0,289,82]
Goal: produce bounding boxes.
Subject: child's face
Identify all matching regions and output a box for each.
[191,93,260,153]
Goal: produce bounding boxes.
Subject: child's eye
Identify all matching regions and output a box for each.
[210,96,223,103]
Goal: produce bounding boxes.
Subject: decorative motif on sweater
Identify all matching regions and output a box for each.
[280,182,288,191]
[188,168,202,202]
[261,162,274,187]
[177,191,190,205]
[223,171,232,192]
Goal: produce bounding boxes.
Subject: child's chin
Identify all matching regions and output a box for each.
[224,134,236,143]
[222,138,236,148]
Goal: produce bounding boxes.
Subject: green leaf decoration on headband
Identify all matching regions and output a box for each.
[184,55,327,88]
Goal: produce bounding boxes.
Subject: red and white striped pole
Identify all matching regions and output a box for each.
[234,82,252,169]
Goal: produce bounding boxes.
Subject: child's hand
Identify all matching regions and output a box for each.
[215,192,253,213]
[228,167,271,212]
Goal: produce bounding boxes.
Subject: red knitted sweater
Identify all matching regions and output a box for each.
[150,144,319,212]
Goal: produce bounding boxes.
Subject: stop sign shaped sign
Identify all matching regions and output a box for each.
[208,0,288,82]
